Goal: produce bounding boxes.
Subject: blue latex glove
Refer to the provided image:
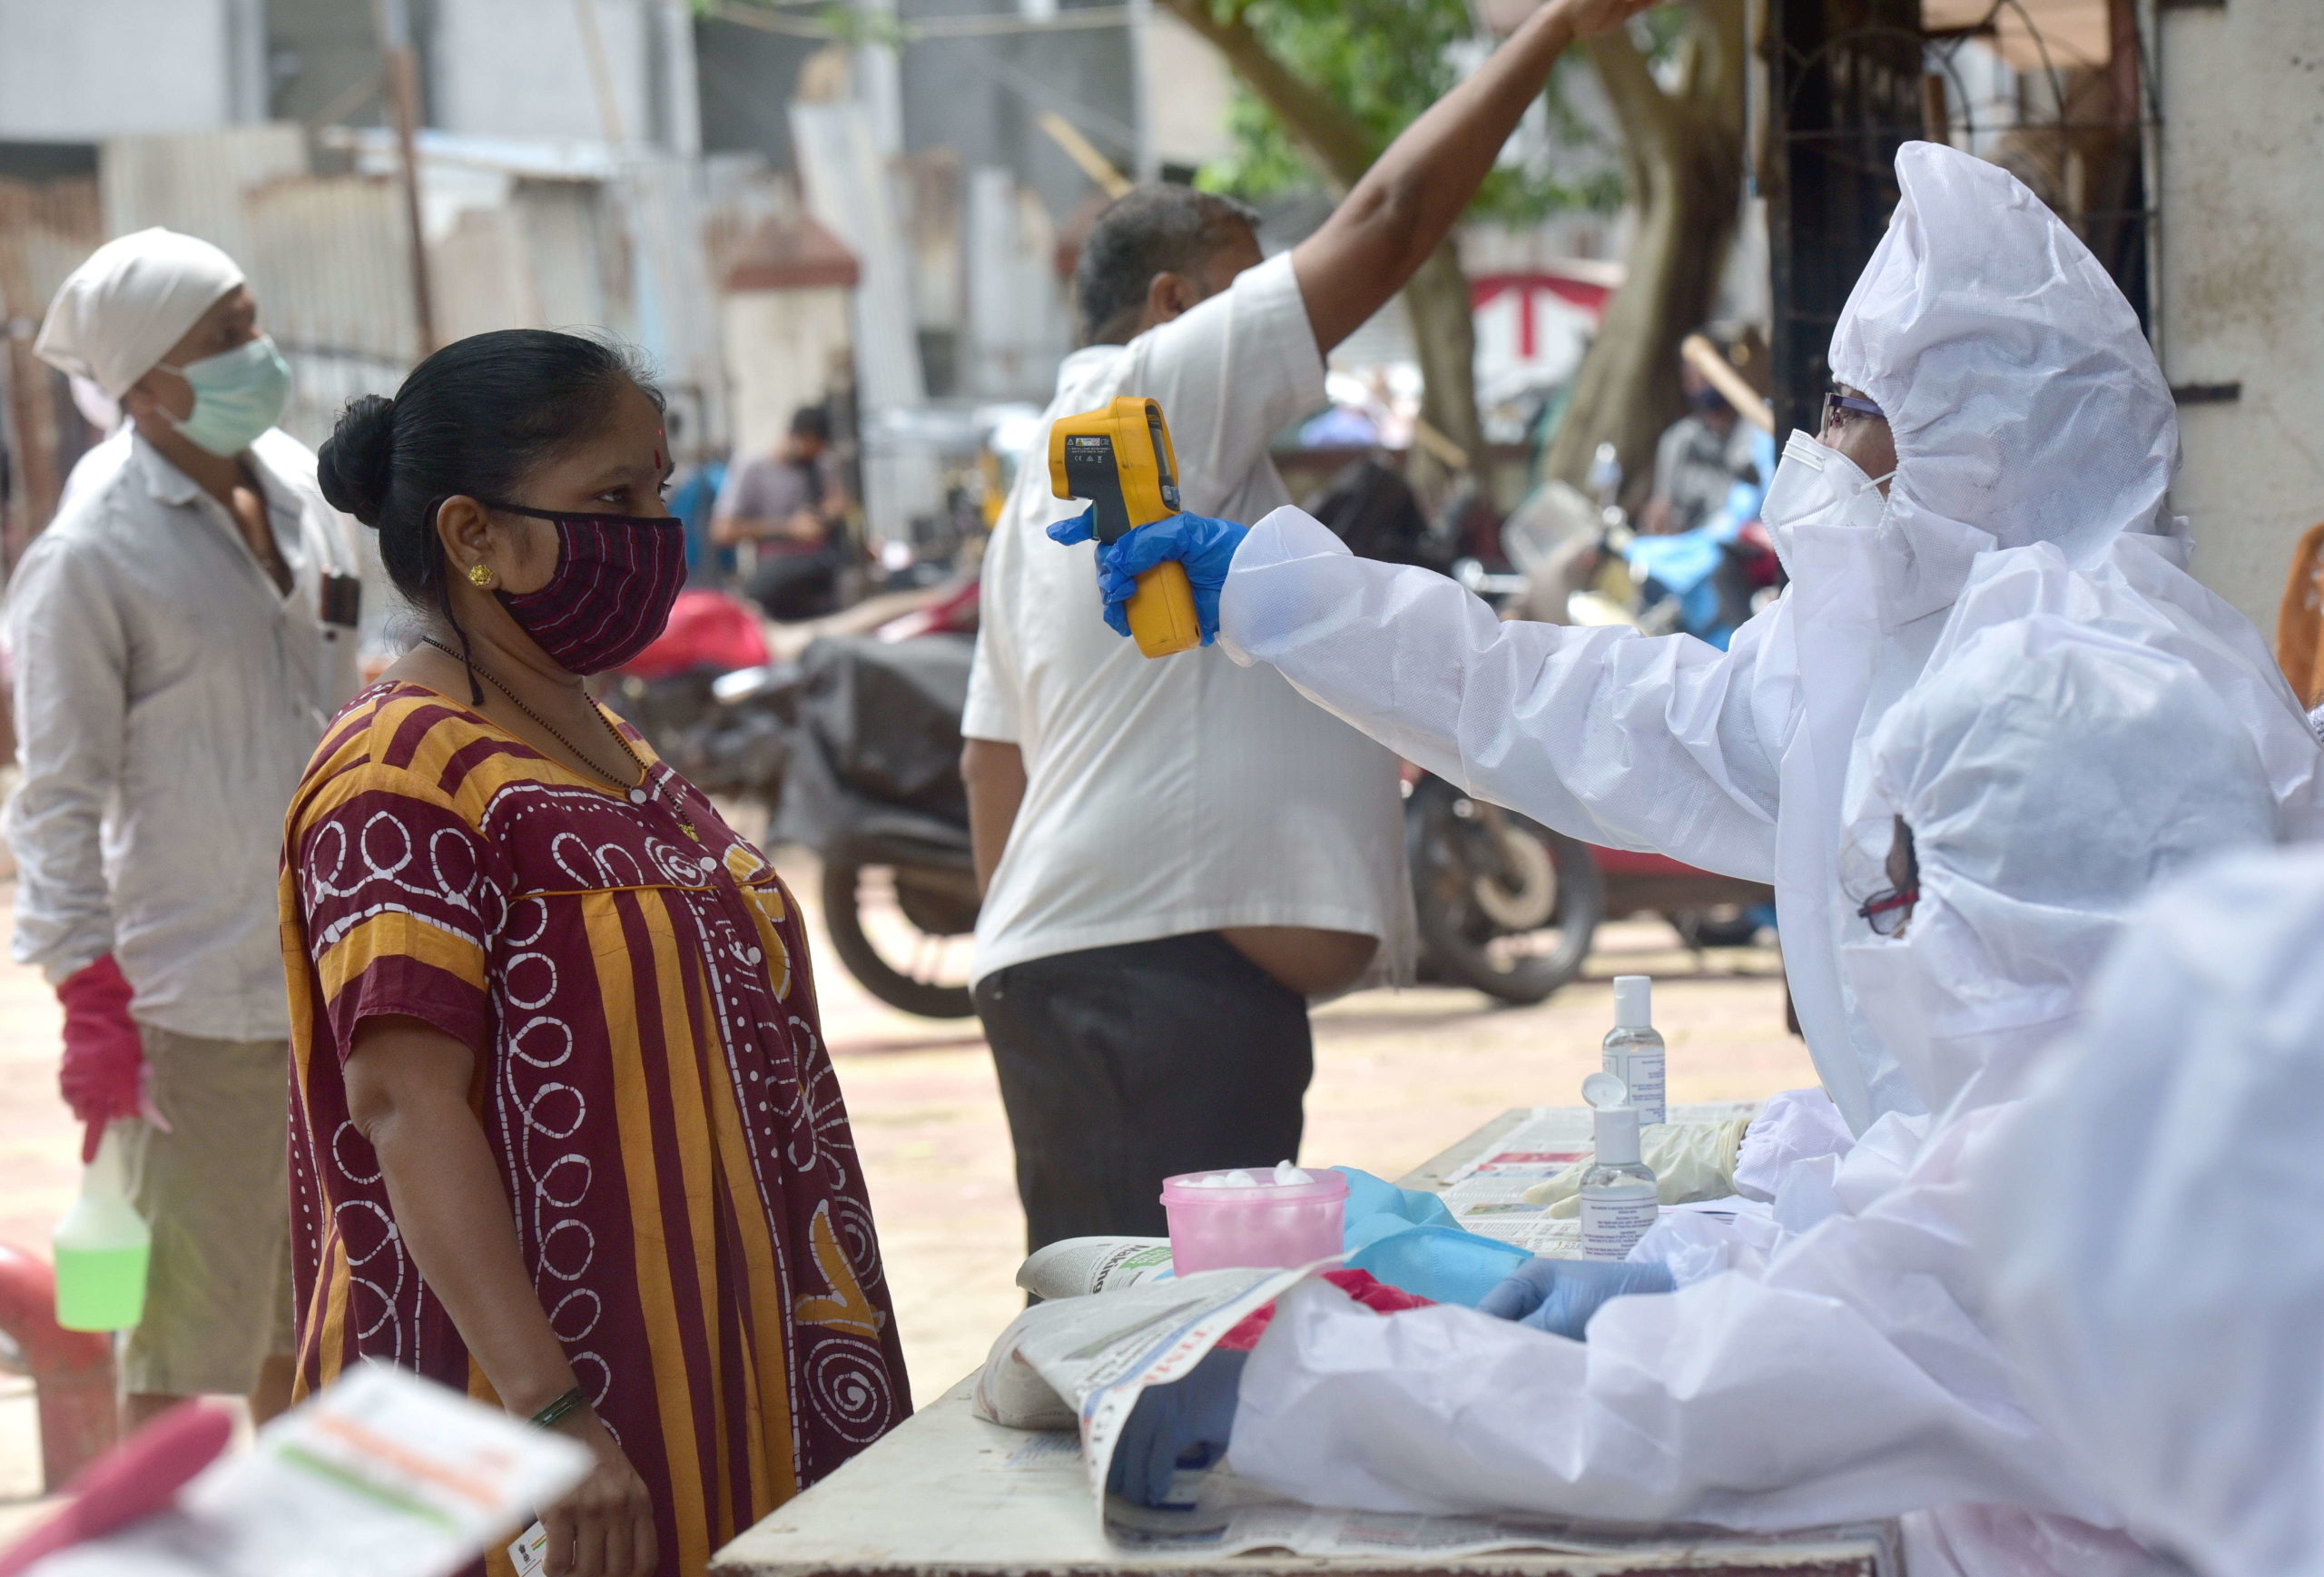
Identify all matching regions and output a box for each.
[1104,1347,1248,1508]
[1476,1257,1675,1341]
[1346,1225,1531,1308]
[1047,508,1249,646]
[1335,1166,1460,1241]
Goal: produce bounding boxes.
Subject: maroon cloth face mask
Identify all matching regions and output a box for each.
[487,503,687,675]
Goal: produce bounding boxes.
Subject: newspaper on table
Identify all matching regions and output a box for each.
[977,1233,1889,1566]
[26,1362,590,1577]
[1437,1102,1760,1257]
[1016,1236,1176,1301]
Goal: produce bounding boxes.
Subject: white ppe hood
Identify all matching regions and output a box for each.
[1975,847,2324,1577]
[1218,139,2321,1135]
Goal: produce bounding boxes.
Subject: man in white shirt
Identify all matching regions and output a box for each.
[960,0,1650,1250]
[10,229,365,1426]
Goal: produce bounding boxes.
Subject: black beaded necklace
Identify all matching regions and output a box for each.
[419,636,697,839]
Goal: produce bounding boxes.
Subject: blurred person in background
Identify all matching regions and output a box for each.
[1640,325,1758,535]
[660,409,728,586]
[962,0,1658,1253]
[300,330,908,1577]
[713,403,848,620]
[7,227,367,1429]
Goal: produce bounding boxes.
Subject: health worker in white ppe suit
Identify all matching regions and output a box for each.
[1061,139,2324,1154]
[1076,139,2324,1572]
[1974,844,2324,1577]
[1106,599,2290,1577]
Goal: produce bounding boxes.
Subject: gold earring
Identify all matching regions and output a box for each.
[467,563,497,589]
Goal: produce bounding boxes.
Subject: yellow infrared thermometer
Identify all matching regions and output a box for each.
[1049,396,1201,658]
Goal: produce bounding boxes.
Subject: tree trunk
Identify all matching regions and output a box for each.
[1543,0,1747,499]
[1154,0,1483,488]
[1403,242,1485,488]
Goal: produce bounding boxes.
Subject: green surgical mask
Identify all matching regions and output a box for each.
[160,334,290,457]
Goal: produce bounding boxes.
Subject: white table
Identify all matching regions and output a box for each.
[714,1109,1900,1577]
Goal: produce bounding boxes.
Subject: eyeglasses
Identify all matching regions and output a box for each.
[1824,391,1886,429]
[1856,885,1918,938]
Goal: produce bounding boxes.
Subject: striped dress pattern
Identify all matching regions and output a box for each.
[281,683,910,1576]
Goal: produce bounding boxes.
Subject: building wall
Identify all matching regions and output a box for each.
[0,0,255,138]
[895,1,1135,225]
[1144,8,1235,174]
[431,0,694,150]
[723,287,852,460]
[2160,2,2324,635]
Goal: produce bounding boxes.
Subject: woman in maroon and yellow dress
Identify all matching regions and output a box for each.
[290,330,908,1577]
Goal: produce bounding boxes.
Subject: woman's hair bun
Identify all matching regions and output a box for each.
[317,393,398,526]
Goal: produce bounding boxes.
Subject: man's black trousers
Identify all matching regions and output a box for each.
[973,931,1312,1252]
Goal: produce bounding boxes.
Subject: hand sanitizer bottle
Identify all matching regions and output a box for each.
[1602,975,1666,1126]
[54,1123,151,1333]
[1578,1071,1658,1262]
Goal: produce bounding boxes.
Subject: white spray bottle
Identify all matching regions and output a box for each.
[1601,974,1665,1127]
[1578,1071,1658,1262]
[54,1123,152,1333]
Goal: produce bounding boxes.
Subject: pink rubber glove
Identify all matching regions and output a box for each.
[55,955,157,1164]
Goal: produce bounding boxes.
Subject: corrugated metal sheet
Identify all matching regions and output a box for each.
[612,152,726,445]
[0,176,104,560]
[101,124,305,259]
[241,174,419,446]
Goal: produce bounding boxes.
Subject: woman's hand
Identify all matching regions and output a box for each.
[542,1413,658,1577]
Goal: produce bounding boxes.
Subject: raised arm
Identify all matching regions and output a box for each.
[1291,0,1656,351]
[1213,508,1784,878]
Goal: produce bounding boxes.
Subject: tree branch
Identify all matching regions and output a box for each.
[1673,0,1748,137]
[1153,0,1378,189]
[1583,25,1679,171]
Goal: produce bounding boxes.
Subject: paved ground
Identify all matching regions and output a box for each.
[0,863,1810,1518]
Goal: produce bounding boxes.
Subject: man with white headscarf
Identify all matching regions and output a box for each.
[8,228,365,1427]
[1972,845,2324,1577]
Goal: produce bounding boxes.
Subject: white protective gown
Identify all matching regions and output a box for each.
[1216,141,2324,1138]
[1229,601,2289,1577]
[1974,846,2324,1577]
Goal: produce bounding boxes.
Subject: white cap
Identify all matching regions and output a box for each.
[1613,975,1652,1029]
[1581,1070,1642,1166]
[36,228,245,398]
[1594,1102,1642,1167]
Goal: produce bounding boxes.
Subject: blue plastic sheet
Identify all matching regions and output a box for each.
[1333,1168,1529,1306]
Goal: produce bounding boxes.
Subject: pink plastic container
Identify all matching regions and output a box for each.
[1160,1168,1349,1273]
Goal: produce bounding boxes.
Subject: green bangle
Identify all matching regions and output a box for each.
[529,1386,589,1431]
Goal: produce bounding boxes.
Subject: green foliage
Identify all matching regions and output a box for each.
[1192,0,1625,222]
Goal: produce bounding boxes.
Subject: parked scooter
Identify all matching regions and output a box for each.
[771,586,982,1020]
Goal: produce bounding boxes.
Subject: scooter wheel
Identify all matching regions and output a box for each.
[820,859,978,1020]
